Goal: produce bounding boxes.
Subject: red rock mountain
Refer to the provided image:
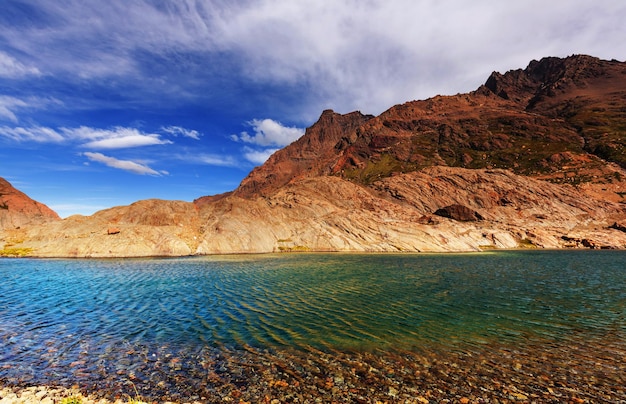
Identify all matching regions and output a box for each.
[5,55,626,257]
[0,177,60,230]
[233,110,373,198]
[234,55,626,197]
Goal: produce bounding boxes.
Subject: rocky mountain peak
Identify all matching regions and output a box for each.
[483,54,621,108]
[234,109,373,198]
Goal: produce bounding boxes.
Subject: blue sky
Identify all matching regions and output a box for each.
[1,0,624,217]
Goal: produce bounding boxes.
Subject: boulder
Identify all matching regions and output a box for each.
[609,222,626,233]
[434,204,483,222]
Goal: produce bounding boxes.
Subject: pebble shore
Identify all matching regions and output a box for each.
[0,385,135,404]
[0,385,206,404]
[2,336,625,404]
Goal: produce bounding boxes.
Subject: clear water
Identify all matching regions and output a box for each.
[0,250,625,399]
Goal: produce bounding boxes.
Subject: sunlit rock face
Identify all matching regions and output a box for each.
[0,177,60,230]
[4,55,626,257]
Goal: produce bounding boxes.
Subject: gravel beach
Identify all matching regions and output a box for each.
[2,337,625,404]
[0,385,202,404]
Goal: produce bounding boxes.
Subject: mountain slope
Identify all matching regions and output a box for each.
[192,166,626,254]
[4,55,626,257]
[0,177,60,230]
[0,177,61,256]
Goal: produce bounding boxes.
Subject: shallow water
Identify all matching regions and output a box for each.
[1,250,625,402]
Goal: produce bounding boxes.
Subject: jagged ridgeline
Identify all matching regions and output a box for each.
[237,55,626,194]
[3,55,626,257]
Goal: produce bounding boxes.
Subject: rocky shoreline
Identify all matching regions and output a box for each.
[2,338,624,404]
[0,385,204,404]
[0,385,133,404]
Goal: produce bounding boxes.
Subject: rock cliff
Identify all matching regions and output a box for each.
[3,55,626,257]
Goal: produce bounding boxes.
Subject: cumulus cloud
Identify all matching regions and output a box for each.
[161,126,201,140]
[230,119,302,165]
[83,152,166,176]
[62,126,173,149]
[231,119,304,147]
[242,147,279,165]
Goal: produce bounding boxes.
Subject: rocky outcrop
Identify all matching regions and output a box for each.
[9,199,201,257]
[434,204,483,222]
[0,177,60,230]
[191,166,626,253]
[3,55,626,257]
[481,55,626,169]
[609,222,626,233]
[483,55,612,105]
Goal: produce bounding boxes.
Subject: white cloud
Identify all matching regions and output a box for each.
[0,124,176,150]
[0,96,60,123]
[161,126,201,140]
[231,119,304,147]
[0,97,28,122]
[63,126,173,149]
[80,135,166,149]
[243,147,279,165]
[2,1,626,117]
[230,119,303,165]
[0,51,40,78]
[178,153,238,167]
[83,152,166,176]
[198,1,619,117]
[200,0,626,115]
[0,125,64,142]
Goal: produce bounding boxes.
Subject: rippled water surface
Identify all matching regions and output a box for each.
[1,250,625,401]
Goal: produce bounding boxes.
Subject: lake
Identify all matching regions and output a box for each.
[1,251,624,402]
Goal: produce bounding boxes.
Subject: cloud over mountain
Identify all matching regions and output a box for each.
[231,119,304,164]
[231,119,304,147]
[3,0,623,118]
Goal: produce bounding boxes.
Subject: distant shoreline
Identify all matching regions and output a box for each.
[2,245,625,260]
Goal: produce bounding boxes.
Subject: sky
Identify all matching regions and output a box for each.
[1,0,625,217]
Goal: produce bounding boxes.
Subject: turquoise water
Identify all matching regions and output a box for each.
[0,250,625,400]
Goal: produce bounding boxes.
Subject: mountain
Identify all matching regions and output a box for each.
[235,55,626,196]
[0,177,60,256]
[3,55,626,257]
[0,177,60,229]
